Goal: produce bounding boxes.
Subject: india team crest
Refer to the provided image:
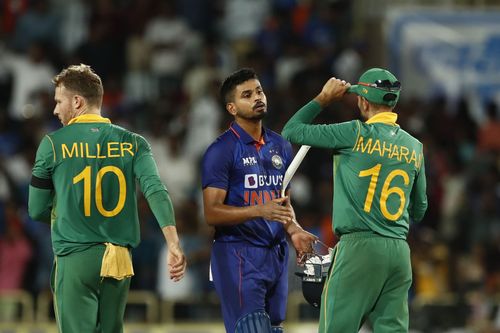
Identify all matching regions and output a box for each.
[271,155,283,169]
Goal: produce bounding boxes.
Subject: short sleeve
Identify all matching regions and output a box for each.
[201,139,234,190]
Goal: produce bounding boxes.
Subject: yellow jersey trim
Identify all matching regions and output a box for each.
[68,114,111,125]
[365,112,398,126]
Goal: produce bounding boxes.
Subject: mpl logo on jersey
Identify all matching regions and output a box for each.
[244,174,283,189]
[242,156,257,166]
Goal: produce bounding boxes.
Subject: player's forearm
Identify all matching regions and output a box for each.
[409,189,428,222]
[410,160,428,222]
[283,201,301,235]
[162,225,181,247]
[28,185,53,224]
[204,203,263,226]
[281,100,323,145]
[284,219,303,236]
[147,190,176,227]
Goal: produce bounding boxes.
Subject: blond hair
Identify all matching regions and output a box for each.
[53,64,103,108]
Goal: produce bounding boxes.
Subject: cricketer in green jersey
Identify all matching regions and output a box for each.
[282,68,428,333]
[28,64,186,333]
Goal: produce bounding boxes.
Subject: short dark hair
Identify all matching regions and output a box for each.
[53,64,103,108]
[219,68,258,105]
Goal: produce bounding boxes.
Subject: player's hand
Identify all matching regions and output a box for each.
[290,228,318,266]
[314,77,351,107]
[167,243,187,282]
[258,196,294,224]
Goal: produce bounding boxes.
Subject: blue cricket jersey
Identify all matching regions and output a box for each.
[202,122,293,247]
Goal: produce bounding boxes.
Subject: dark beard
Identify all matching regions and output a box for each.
[239,112,266,121]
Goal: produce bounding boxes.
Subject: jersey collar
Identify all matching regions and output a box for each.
[365,112,398,126]
[68,114,111,125]
[229,121,269,145]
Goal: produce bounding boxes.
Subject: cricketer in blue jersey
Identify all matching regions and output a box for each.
[202,68,317,333]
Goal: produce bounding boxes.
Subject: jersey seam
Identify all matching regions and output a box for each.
[351,120,361,151]
[417,142,424,172]
[45,135,56,162]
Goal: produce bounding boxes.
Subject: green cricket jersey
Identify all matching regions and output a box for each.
[282,101,427,239]
[29,114,172,255]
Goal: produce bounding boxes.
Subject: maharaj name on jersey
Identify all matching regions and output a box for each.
[354,136,422,168]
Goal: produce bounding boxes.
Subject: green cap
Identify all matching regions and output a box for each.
[348,68,401,107]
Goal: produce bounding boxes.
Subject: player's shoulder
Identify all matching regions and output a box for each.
[202,129,239,166]
[206,128,239,152]
[44,125,74,143]
[108,123,135,136]
[265,127,293,148]
[107,124,149,142]
[265,127,286,142]
[398,127,424,147]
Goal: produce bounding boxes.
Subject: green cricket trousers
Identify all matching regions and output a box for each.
[51,245,131,333]
[319,231,412,333]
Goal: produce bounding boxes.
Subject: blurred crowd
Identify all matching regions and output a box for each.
[0,0,499,331]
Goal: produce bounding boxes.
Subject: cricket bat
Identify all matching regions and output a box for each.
[281,145,311,198]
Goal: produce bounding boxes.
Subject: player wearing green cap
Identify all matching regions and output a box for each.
[282,68,427,332]
[28,64,187,333]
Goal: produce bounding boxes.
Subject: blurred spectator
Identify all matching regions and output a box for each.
[124,11,157,106]
[477,102,500,153]
[157,200,211,301]
[175,0,218,34]
[1,0,29,34]
[10,0,60,52]
[274,39,307,92]
[74,21,125,84]
[1,42,55,121]
[183,76,222,162]
[220,0,271,61]
[0,201,33,321]
[332,43,363,84]
[438,153,466,242]
[143,2,198,97]
[52,0,90,56]
[0,113,22,158]
[130,196,164,291]
[144,117,196,208]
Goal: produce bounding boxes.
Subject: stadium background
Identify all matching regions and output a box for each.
[0,0,499,332]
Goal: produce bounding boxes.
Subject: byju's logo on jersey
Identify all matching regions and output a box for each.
[244,174,258,189]
[242,156,257,166]
[244,174,284,189]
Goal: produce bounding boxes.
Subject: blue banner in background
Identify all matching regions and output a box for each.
[387,10,500,122]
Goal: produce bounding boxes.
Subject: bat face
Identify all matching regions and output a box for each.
[281,145,311,197]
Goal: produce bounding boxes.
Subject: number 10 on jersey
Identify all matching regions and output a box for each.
[73,166,126,217]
